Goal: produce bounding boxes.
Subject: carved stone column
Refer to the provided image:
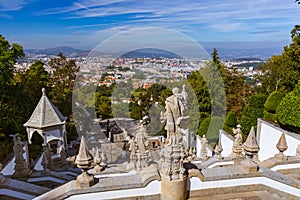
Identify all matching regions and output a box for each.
[161,144,187,200]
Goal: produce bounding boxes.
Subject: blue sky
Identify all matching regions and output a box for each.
[1,0,300,49]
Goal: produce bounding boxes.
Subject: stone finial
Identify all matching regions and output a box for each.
[214,141,223,160]
[243,127,259,156]
[100,151,107,169]
[276,133,287,152]
[192,147,196,160]
[42,88,46,96]
[93,148,102,173]
[241,126,259,172]
[75,136,94,188]
[296,144,300,158]
[275,133,288,161]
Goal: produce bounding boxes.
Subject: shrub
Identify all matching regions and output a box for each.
[263,110,277,123]
[264,91,284,113]
[276,82,300,131]
[198,116,224,143]
[241,94,267,135]
[224,112,238,127]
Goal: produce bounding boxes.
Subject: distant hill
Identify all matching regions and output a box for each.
[121,48,182,59]
[25,46,90,57]
[24,45,282,60]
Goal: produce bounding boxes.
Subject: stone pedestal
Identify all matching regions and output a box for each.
[274,152,287,161]
[76,171,94,189]
[232,146,243,164]
[13,162,30,181]
[161,176,187,200]
[241,157,258,173]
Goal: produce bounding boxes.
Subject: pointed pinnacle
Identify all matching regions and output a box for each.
[75,136,93,167]
[276,133,288,152]
[243,126,259,155]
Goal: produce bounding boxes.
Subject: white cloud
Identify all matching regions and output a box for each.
[0,0,26,11]
[35,0,300,43]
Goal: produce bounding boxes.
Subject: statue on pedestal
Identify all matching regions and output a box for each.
[10,134,30,180]
[200,135,208,160]
[160,85,189,182]
[160,85,188,146]
[231,125,243,161]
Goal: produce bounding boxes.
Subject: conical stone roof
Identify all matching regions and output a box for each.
[243,126,259,156]
[24,88,67,129]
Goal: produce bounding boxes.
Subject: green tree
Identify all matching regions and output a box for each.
[223,112,238,134]
[211,48,252,118]
[112,102,130,118]
[19,60,49,113]
[241,94,267,137]
[198,116,223,144]
[49,53,79,117]
[264,91,284,113]
[95,95,112,119]
[187,70,211,126]
[263,91,284,123]
[256,26,300,94]
[276,81,300,132]
[0,35,24,137]
[49,53,79,140]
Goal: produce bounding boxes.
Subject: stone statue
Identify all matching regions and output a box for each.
[161,86,188,145]
[9,134,30,180]
[231,125,244,161]
[135,123,148,153]
[10,134,25,162]
[160,86,188,200]
[200,135,208,160]
[129,136,137,162]
[100,151,107,168]
[44,143,53,169]
[60,147,67,166]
